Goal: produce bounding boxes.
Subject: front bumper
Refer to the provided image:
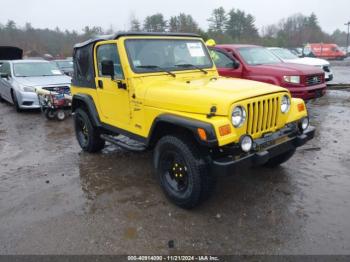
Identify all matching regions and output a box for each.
[288,83,327,100]
[16,90,40,109]
[211,126,315,176]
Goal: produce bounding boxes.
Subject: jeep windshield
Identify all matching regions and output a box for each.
[238,47,282,65]
[14,62,64,77]
[125,39,213,74]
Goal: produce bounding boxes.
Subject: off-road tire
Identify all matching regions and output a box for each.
[153,134,216,209]
[263,148,296,168]
[74,108,105,153]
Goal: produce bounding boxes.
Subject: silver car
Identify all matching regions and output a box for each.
[0,60,71,111]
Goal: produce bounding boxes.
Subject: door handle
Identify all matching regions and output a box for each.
[98,80,103,89]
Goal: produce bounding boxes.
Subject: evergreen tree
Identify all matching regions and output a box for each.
[168,13,199,33]
[143,13,167,32]
[225,9,259,42]
[130,18,141,32]
[208,7,227,33]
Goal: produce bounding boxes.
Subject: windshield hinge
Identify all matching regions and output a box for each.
[207,106,217,118]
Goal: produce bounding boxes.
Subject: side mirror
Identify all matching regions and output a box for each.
[101,60,115,80]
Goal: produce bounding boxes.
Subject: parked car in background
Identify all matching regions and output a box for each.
[24,57,45,60]
[0,46,23,60]
[288,48,303,57]
[54,59,73,76]
[208,44,327,100]
[0,59,71,112]
[340,46,350,57]
[268,47,333,81]
[303,43,347,60]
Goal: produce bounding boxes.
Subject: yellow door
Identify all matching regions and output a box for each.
[95,43,130,126]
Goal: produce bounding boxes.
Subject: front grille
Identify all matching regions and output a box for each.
[42,86,70,95]
[322,65,330,73]
[246,97,279,137]
[22,101,33,106]
[306,75,323,86]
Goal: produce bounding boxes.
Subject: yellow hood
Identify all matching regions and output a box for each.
[143,76,288,116]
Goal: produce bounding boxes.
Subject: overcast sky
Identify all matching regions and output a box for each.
[0,0,349,34]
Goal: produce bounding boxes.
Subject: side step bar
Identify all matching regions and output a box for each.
[100,134,147,152]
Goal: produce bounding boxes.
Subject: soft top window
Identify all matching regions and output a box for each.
[72,44,95,88]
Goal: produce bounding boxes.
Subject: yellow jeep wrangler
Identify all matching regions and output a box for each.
[71,32,315,208]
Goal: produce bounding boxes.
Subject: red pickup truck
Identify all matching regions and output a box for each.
[209,44,327,100]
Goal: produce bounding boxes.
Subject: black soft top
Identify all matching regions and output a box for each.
[74,32,201,49]
[72,32,201,89]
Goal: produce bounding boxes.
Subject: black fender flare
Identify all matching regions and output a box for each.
[72,94,101,127]
[148,114,218,147]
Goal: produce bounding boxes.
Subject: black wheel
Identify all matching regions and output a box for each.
[0,93,4,103]
[153,135,216,209]
[74,108,105,153]
[263,148,296,168]
[56,110,66,121]
[44,109,56,120]
[11,90,22,112]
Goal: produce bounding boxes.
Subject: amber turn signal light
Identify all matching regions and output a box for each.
[298,103,305,112]
[219,124,231,136]
[197,128,207,141]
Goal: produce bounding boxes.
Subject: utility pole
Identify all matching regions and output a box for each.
[345,22,350,54]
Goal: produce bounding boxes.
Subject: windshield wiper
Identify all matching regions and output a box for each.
[136,65,176,78]
[175,64,208,74]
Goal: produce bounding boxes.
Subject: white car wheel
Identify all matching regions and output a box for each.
[56,110,66,121]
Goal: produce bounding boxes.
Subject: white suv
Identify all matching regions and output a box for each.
[268,47,333,82]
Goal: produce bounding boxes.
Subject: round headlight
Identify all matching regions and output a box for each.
[232,106,246,128]
[281,95,291,113]
[301,117,309,130]
[240,135,253,153]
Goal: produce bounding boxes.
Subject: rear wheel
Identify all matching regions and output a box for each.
[45,109,56,120]
[74,108,105,153]
[153,134,216,209]
[263,148,296,168]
